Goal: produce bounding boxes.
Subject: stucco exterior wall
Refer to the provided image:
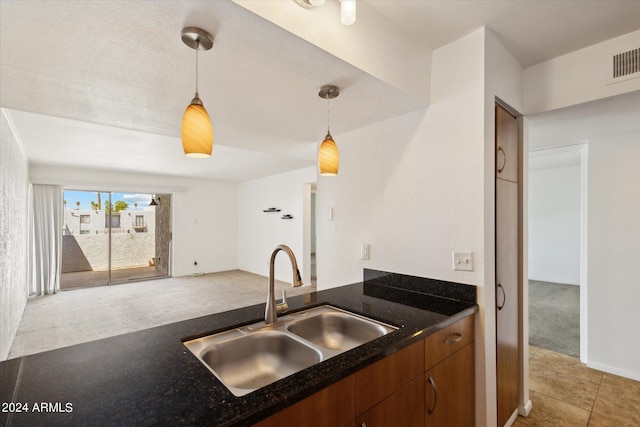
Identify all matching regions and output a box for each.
[62,233,155,272]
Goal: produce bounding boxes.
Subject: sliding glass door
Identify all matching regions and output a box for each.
[60,190,170,289]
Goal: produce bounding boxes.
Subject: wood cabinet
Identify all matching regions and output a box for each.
[424,314,474,371]
[253,315,475,427]
[355,339,424,414]
[253,376,355,427]
[356,375,425,427]
[495,103,520,426]
[425,342,475,427]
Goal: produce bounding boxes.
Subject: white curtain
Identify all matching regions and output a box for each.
[31,184,63,295]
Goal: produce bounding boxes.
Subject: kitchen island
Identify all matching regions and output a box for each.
[1,269,477,426]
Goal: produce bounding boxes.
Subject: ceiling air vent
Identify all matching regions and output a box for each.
[611,48,639,81]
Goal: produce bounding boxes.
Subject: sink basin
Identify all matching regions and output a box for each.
[183,305,397,396]
[185,330,321,396]
[287,311,394,352]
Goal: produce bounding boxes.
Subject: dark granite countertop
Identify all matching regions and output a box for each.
[1,270,477,427]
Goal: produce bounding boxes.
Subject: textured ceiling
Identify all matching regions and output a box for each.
[1,0,639,181]
[0,0,424,181]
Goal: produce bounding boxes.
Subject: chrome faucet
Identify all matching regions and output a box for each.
[265,244,303,324]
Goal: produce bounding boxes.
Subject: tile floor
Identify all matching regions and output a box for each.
[514,346,640,427]
[9,270,315,359]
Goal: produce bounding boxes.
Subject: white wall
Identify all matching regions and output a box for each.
[317,31,486,289]
[528,162,581,285]
[524,30,640,114]
[316,28,516,425]
[587,133,640,380]
[0,110,30,361]
[238,167,316,284]
[29,165,239,277]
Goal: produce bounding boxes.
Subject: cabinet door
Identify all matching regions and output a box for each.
[425,342,475,427]
[495,105,518,183]
[356,374,424,427]
[253,375,355,427]
[355,340,424,415]
[496,178,519,426]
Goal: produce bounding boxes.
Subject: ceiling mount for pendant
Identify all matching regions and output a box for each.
[319,85,340,100]
[181,27,214,51]
[293,0,325,8]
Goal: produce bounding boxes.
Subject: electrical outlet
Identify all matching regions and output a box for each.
[452,252,473,271]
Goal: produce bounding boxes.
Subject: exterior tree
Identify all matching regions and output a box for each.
[75,201,80,210]
[90,201,99,210]
[63,200,67,209]
[105,200,129,212]
[114,200,129,212]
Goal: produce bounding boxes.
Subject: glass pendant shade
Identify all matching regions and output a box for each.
[341,0,356,25]
[318,132,339,176]
[182,99,213,158]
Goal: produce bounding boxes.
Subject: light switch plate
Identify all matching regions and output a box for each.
[361,243,370,260]
[452,251,473,271]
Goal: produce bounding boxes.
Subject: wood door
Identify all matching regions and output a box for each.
[495,105,518,183]
[496,178,519,426]
[356,374,425,427]
[425,342,475,427]
[355,339,424,415]
[253,375,355,427]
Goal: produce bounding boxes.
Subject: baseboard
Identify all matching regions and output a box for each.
[504,408,519,427]
[587,361,640,381]
[518,399,533,417]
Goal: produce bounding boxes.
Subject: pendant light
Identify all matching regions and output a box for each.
[181,27,214,158]
[318,85,340,176]
[149,195,158,207]
[340,0,356,25]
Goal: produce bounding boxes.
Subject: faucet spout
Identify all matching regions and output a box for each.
[265,244,303,324]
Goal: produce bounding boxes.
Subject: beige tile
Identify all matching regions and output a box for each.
[518,390,590,427]
[591,373,640,426]
[529,345,541,359]
[529,347,602,411]
[513,417,530,426]
[587,411,636,427]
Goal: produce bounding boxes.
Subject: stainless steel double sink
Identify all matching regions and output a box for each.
[183,305,397,396]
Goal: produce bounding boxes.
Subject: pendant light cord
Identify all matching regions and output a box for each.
[195,40,199,95]
[326,96,331,133]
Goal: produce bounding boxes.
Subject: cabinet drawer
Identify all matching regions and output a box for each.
[355,339,424,415]
[425,314,474,371]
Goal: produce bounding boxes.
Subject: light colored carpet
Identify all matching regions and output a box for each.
[529,280,580,357]
[8,270,315,359]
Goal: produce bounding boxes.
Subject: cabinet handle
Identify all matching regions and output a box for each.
[497,146,507,173]
[444,333,462,344]
[496,283,506,310]
[426,376,438,414]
